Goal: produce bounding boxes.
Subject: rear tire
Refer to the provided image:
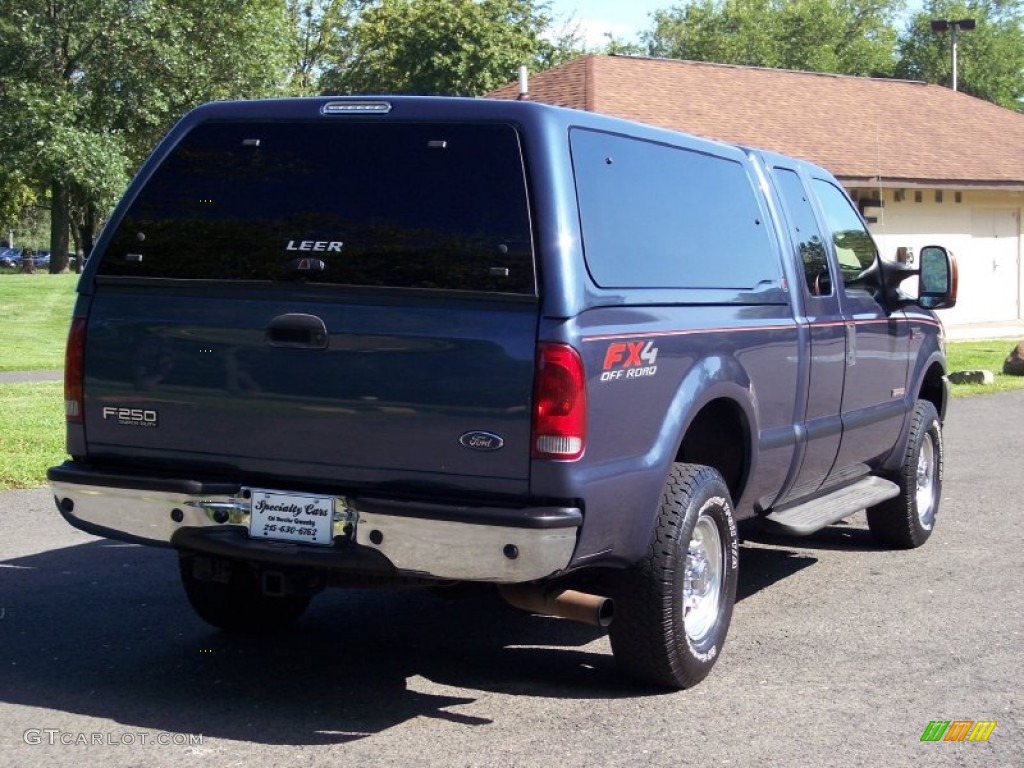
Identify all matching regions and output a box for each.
[179,553,312,632]
[609,463,739,688]
[867,400,943,549]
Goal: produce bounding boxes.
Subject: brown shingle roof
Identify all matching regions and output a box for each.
[488,55,1024,188]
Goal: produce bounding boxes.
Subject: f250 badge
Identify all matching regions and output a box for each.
[459,431,504,452]
[601,340,659,382]
[102,406,159,428]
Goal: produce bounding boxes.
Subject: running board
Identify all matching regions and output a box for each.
[763,477,900,536]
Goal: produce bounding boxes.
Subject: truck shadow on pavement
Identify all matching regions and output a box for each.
[741,515,886,552]
[1,535,816,745]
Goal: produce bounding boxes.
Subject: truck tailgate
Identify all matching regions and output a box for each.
[82,284,537,495]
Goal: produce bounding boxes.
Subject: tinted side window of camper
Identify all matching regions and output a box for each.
[570,128,778,290]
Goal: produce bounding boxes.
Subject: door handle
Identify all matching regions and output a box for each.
[265,313,328,349]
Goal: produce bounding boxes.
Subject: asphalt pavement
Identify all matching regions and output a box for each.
[944,319,1024,341]
[0,370,63,384]
[0,391,1021,767]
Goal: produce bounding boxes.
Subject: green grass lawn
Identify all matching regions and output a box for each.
[0,381,66,489]
[945,338,1024,397]
[0,272,78,371]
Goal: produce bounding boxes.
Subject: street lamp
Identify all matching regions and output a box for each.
[930,18,976,91]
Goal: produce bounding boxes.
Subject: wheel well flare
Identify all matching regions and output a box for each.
[676,400,748,501]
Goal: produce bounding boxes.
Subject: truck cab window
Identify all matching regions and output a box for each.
[811,178,878,289]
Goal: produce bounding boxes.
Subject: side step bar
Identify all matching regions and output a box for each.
[763,476,900,536]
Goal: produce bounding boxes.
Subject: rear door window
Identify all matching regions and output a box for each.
[99,121,535,294]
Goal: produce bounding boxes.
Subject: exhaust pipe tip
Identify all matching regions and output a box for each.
[499,584,614,627]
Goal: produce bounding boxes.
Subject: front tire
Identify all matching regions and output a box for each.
[179,553,313,632]
[867,400,943,549]
[609,463,739,688]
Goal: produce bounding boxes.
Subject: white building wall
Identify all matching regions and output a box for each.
[853,188,1023,325]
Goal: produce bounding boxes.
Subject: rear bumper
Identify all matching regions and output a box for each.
[48,464,581,582]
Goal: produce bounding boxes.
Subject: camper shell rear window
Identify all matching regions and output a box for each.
[98,121,536,294]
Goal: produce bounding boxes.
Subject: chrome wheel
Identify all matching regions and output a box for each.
[683,513,723,643]
[867,400,943,550]
[609,463,739,688]
[915,432,937,530]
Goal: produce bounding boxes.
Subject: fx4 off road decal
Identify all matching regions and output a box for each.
[601,340,659,382]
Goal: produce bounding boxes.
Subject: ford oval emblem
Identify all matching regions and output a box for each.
[459,431,505,452]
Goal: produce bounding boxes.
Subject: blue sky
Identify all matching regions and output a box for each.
[547,0,666,47]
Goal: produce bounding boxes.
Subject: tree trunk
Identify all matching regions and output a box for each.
[70,226,84,274]
[81,200,97,267]
[49,180,71,273]
[70,190,99,274]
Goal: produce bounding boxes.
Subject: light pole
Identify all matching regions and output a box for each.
[930,18,976,91]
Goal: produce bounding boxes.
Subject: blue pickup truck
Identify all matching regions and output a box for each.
[49,96,957,688]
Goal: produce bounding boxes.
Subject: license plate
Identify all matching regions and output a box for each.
[247,489,334,546]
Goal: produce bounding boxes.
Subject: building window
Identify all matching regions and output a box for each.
[895,189,906,202]
[914,190,923,203]
[935,190,943,203]
[955,191,963,203]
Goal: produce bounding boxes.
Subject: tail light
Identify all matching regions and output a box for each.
[64,318,86,424]
[531,343,587,460]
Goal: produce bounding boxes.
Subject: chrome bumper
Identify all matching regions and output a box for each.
[50,480,580,582]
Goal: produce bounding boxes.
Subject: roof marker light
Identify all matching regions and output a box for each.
[321,101,392,116]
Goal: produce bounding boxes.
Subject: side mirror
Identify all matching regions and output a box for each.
[918,245,958,309]
[876,245,957,311]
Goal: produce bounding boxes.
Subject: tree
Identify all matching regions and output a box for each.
[600,34,645,57]
[286,0,368,95]
[644,0,903,77]
[0,172,36,243]
[646,0,779,66]
[897,1,1024,110]
[0,0,292,272]
[319,0,577,95]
